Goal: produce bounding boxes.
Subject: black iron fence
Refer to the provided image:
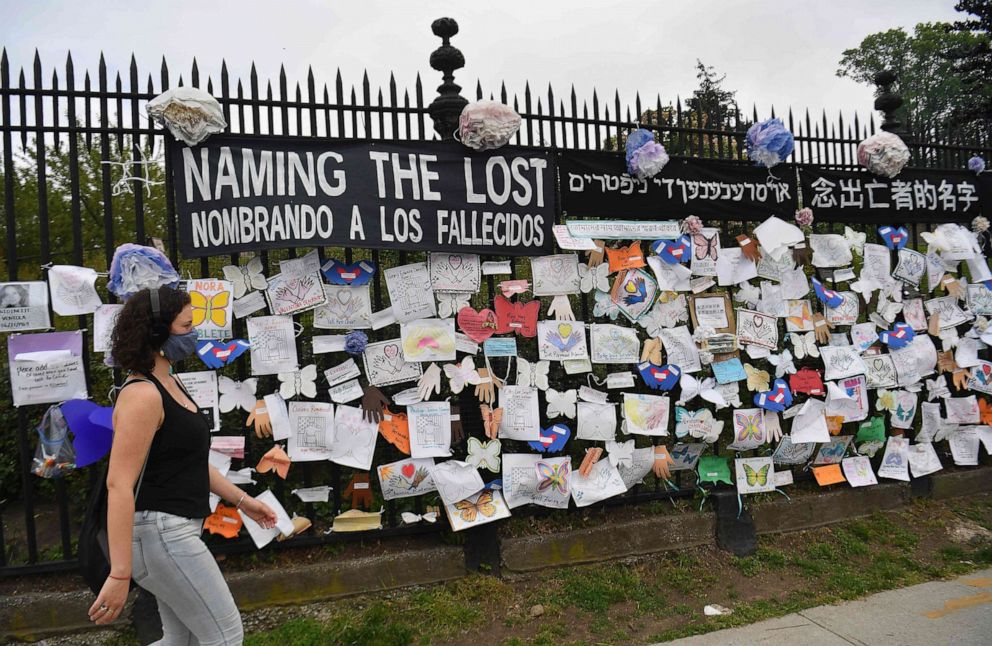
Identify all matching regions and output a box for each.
[2,24,991,578]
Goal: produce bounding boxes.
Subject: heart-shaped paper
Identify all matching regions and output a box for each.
[457,306,498,343]
[197,339,250,369]
[322,259,376,286]
[379,408,410,454]
[812,277,844,308]
[528,423,571,452]
[878,225,909,251]
[652,235,691,265]
[639,362,681,391]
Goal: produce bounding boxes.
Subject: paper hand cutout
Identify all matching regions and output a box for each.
[480,404,503,440]
[764,411,783,443]
[579,447,604,476]
[641,337,663,365]
[880,323,915,349]
[653,235,692,264]
[547,294,576,321]
[937,350,958,375]
[360,385,390,423]
[812,312,832,344]
[450,404,464,444]
[417,363,442,401]
[342,473,373,510]
[256,445,291,479]
[736,234,761,263]
[878,225,909,250]
[639,362,682,391]
[940,274,965,299]
[475,368,502,405]
[653,445,675,480]
[953,368,972,391]
[585,240,606,266]
[246,399,271,439]
[203,504,243,539]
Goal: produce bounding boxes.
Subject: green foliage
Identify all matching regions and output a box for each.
[836,19,988,134]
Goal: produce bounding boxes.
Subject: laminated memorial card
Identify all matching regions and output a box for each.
[531,254,581,296]
[93,304,123,353]
[689,293,735,334]
[502,454,571,509]
[589,324,640,364]
[9,331,87,407]
[0,281,51,332]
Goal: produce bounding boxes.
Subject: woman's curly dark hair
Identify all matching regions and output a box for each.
[110,286,191,374]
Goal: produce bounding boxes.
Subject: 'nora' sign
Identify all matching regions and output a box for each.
[169,136,556,257]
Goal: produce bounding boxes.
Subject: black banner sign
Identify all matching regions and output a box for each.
[798,167,982,223]
[558,151,798,219]
[170,136,556,257]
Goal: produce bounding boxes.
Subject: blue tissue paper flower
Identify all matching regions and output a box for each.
[107,243,180,300]
[344,331,369,356]
[625,128,669,179]
[969,156,986,174]
[746,118,795,168]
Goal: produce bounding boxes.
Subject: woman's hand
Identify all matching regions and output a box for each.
[88,576,130,625]
[241,496,278,529]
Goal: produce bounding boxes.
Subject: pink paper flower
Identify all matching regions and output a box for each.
[795,208,814,227]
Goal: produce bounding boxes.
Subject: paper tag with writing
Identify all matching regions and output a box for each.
[606,371,635,389]
[455,332,479,355]
[323,358,361,387]
[329,379,364,404]
[279,250,321,278]
[833,267,856,282]
[772,469,794,487]
[371,307,397,330]
[393,387,422,406]
[482,261,512,275]
[313,335,346,354]
[553,224,599,250]
[578,385,609,404]
[233,291,266,319]
[690,276,716,293]
[563,357,593,374]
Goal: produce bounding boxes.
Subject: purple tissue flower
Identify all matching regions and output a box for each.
[625,128,669,179]
[969,156,986,174]
[746,118,795,168]
[344,331,368,356]
[107,243,180,300]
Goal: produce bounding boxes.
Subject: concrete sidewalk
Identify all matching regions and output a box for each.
[661,568,992,645]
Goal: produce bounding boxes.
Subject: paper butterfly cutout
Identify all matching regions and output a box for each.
[190,290,230,328]
[734,410,765,443]
[606,241,646,273]
[454,490,498,523]
[494,295,540,337]
[843,226,866,255]
[677,373,727,408]
[278,364,318,399]
[639,362,681,391]
[321,259,376,286]
[529,423,572,452]
[926,375,951,401]
[767,350,797,378]
[742,463,770,487]
[222,256,267,299]
[480,405,503,439]
[466,437,502,472]
[675,407,723,443]
[743,363,770,392]
[437,292,470,318]
[544,322,583,352]
[536,460,570,495]
[443,357,482,394]
[693,231,719,261]
[878,225,909,250]
[605,439,635,468]
[457,306,498,343]
[754,379,793,412]
[812,276,844,308]
[517,357,551,391]
[788,331,820,359]
[652,235,692,264]
[578,262,610,293]
[196,339,250,369]
[593,289,621,320]
[880,322,915,349]
[734,281,761,309]
[546,388,577,419]
[218,376,258,413]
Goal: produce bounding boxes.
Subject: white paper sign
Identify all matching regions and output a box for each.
[247,315,299,375]
[408,401,453,458]
[288,401,334,462]
[48,265,102,316]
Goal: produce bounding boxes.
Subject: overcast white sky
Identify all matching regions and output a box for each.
[0,0,964,128]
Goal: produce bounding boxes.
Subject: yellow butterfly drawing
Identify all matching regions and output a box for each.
[743,363,770,392]
[743,463,769,486]
[454,490,498,523]
[190,290,230,327]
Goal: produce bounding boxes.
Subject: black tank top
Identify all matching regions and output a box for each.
[127,373,212,519]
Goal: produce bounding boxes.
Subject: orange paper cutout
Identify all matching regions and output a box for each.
[343,473,373,510]
[980,400,992,426]
[812,463,846,486]
[203,503,243,539]
[481,404,504,440]
[256,445,291,479]
[378,407,411,454]
[826,416,845,435]
[579,447,603,476]
[606,241,646,273]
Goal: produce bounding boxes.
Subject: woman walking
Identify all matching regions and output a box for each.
[89,286,276,645]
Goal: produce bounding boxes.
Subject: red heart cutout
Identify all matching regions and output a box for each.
[457,306,498,343]
[401,463,415,478]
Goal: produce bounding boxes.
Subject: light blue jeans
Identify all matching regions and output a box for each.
[132,510,243,646]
